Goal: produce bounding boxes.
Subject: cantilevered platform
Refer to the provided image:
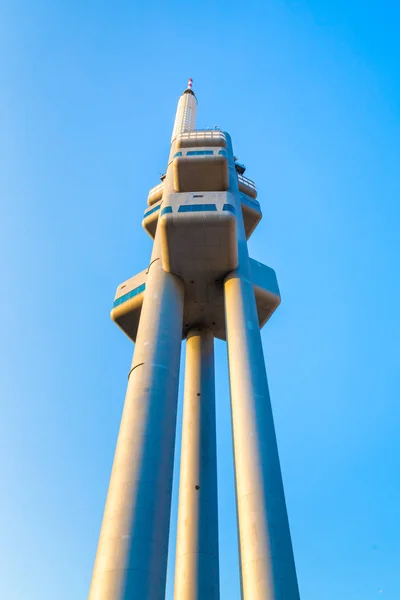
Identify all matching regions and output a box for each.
[110,258,280,342]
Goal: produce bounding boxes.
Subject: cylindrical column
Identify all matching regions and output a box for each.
[89,231,184,599]
[174,328,220,600]
[224,134,300,599]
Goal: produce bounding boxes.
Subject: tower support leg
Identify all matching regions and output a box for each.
[222,129,300,600]
[89,236,184,600]
[224,267,300,600]
[174,328,220,600]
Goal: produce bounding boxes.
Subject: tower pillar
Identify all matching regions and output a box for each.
[174,328,220,600]
[89,232,184,600]
[223,135,300,600]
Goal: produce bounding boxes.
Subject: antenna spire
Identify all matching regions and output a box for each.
[187,78,193,90]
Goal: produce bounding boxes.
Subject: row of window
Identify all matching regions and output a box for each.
[143,203,161,218]
[187,150,214,156]
[178,203,217,212]
[144,202,250,218]
[173,149,228,159]
[143,204,176,219]
[113,283,146,308]
[177,203,236,214]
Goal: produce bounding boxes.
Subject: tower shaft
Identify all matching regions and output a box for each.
[89,230,184,599]
[174,328,220,600]
[90,80,301,600]
[224,136,300,599]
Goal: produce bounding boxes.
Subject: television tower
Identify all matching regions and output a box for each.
[89,80,300,600]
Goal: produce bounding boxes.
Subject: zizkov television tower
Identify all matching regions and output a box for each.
[89,80,300,600]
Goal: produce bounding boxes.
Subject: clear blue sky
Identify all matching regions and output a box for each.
[1,1,399,598]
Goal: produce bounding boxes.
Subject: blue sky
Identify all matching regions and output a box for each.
[1,1,399,598]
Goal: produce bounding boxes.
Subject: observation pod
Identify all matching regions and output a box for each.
[159,191,238,279]
[89,79,301,600]
[110,259,281,343]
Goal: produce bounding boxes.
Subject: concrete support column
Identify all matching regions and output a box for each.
[223,133,300,600]
[174,328,220,600]
[224,272,300,600]
[225,271,300,599]
[89,232,184,600]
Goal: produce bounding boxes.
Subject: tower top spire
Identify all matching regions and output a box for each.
[183,77,195,98]
[171,78,197,141]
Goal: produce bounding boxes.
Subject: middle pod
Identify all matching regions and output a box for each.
[159,191,238,281]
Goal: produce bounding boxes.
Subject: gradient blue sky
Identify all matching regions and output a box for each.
[1,1,399,598]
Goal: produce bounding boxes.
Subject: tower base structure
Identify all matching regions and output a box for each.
[174,328,219,600]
